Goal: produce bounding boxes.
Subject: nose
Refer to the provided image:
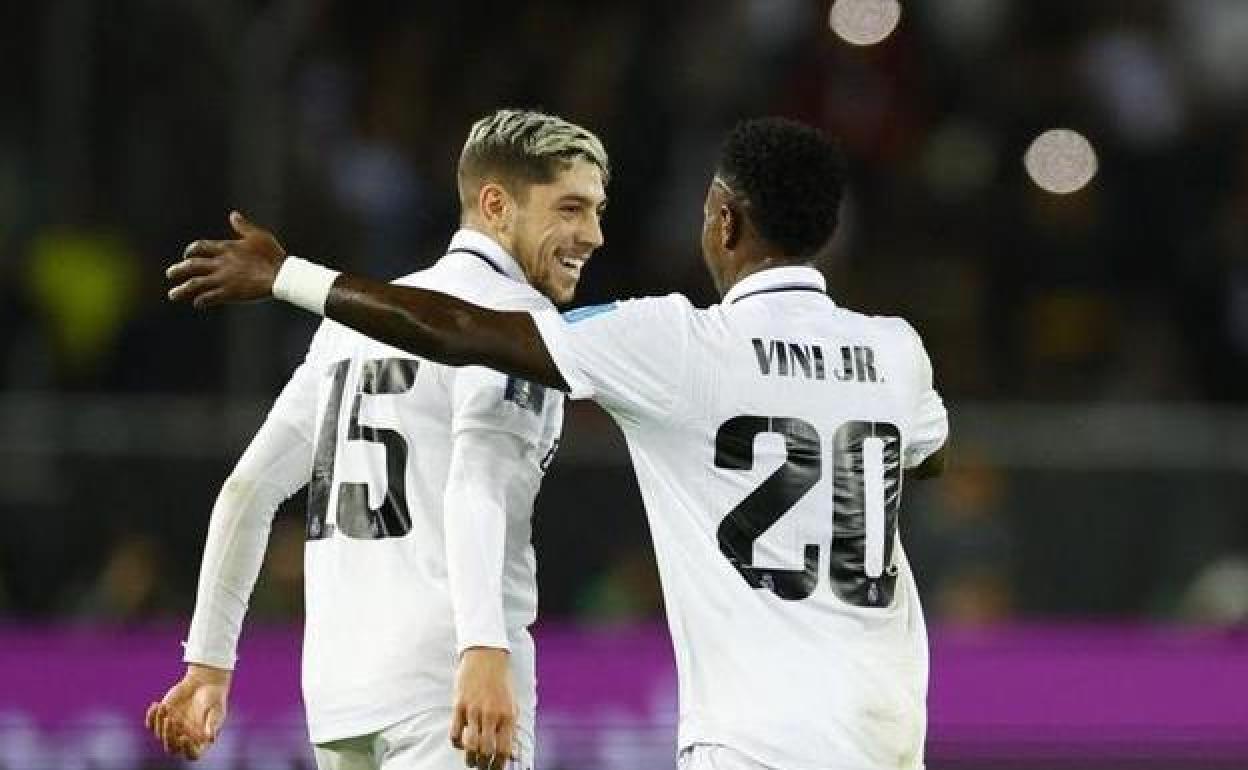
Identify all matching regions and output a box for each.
[580,211,604,251]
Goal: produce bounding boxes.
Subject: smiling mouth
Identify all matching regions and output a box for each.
[557,256,586,274]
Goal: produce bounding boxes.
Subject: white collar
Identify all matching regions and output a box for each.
[722,265,828,305]
[446,229,528,284]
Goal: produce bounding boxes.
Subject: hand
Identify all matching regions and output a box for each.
[167,211,287,309]
[450,647,516,770]
[143,663,232,761]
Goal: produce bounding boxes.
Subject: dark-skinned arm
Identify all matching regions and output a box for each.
[327,274,568,391]
[167,211,567,390]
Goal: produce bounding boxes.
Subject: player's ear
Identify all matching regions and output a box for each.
[479,182,514,233]
[720,203,741,251]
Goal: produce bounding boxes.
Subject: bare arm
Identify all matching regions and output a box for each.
[328,274,566,390]
[167,211,567,389]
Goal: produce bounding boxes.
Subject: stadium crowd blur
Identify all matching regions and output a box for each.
[2,0,1247,629]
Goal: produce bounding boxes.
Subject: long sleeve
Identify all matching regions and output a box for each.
[182,328,327,669]
[443,365,557,654]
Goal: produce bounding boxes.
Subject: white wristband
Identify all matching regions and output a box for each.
[272,256,341,315]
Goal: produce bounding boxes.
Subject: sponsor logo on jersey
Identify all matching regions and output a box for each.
[751,339,879,382]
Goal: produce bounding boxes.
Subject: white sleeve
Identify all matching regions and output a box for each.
[443,366,555,654]
[900,321,948,469]
[182,326,328,669]
[530,295,691,422]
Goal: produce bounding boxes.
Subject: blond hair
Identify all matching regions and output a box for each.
[458,109,609,206]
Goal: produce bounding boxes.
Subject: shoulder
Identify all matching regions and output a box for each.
[396,262,554,313]
[866,313,918,339]
[832,306,924,347]
[565,293,694,322]
[861,313,936,379]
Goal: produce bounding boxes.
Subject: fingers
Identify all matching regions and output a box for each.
[185,740,205,761]
[450,704,467,750]
[460,721,478,768]
[204,701,225,743]
[477,717,498,762]
[192,288,228,310]
[486,753,508,770]
[146,698,209,760]
[459,712,514,769]
[486,713,515,769]
[167,256,219,283]
[229,210,256,237]
[183,239,230,261]
[156,704,177,755]
[497,718,516,767]
[168,275,220,304]
[168,247,227,307]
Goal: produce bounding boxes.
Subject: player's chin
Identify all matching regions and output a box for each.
[549,277,579,307]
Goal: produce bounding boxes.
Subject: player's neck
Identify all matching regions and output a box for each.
[720,253,804,296]
[459,218,514,255]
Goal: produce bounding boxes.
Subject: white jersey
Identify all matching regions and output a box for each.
[533,266,947,770]
[184,230,562,745]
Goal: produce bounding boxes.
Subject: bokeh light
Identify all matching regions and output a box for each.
[1023,128,1099,194]
[829,0,902,46]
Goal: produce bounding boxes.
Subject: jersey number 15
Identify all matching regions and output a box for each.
[307,358,418,541]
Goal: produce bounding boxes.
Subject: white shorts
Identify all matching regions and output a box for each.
[313,709,532,770]
[678,744,774,770]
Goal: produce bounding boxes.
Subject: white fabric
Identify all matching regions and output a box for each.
[184,229,562,745]
[183,338,326,668]
[312,709,533,770]
[273,256,342,315]
[531,266,945,770]
[679,744,775,770]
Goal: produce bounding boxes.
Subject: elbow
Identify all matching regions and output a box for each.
[216,474,263,513]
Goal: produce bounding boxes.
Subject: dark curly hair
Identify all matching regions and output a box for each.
[716,117,846,259]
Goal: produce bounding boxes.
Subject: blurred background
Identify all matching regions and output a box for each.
[2,0,1248,768]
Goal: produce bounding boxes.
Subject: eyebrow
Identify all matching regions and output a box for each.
[557,193,608,210]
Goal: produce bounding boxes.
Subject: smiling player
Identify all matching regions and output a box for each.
[148,109,608,770]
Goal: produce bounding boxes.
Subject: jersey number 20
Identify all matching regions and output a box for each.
[715,417,902,607]
[307,358,419,540]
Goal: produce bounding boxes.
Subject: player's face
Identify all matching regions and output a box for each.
[511,159,606,305]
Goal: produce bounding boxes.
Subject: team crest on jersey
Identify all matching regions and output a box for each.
[505,377,546,415]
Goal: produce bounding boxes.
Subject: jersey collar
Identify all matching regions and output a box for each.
[445,229,528,284]
[723,265,828,305]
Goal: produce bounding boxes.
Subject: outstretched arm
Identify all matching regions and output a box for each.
[329,274,565,389]
[168,212,566,390]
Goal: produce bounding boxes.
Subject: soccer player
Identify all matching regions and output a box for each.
[147,109,609,770]
[170,117,948,770]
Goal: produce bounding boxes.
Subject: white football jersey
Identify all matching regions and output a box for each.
[267,231,562,742]
[533,266,947,770]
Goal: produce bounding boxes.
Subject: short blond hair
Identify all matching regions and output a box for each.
[458,109,609,206]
